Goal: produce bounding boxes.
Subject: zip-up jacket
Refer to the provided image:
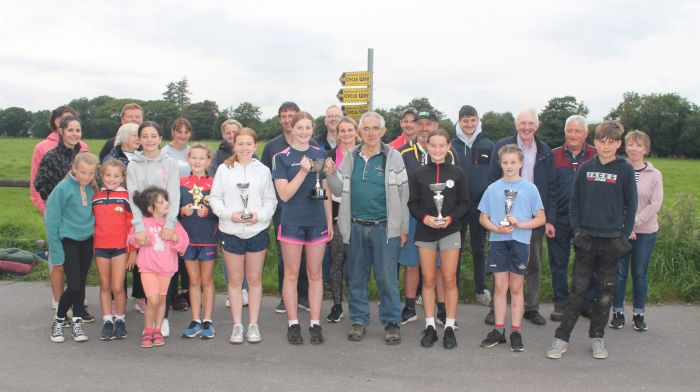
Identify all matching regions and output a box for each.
[179,174,218,246]
[399,138,459,175]
[92,187,133,249]
[451,132,494,203]
[551,143,597,226]
[632,161,663,234]
[126,150,181,232]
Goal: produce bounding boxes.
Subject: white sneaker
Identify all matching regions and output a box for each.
[225,295,230,308]
[242,289,249,307]
[161,318,170,337]
[546,338,568,359]
[591,338,608,359]
[229,324,244,344]
[476,289,492,307]
[246,324,261,343]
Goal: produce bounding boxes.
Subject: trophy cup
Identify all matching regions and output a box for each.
[309,159,328,199]
[237,183,253,220]
[499,189,518,227]
[189,185,204,210]
[429,183,447,226]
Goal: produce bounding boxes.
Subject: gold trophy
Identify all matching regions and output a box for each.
[189,185,204,210]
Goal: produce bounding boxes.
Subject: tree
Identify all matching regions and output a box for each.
[162,77,192,109]
[678,112,700,158]
[179,100,219,140]
[231,102,262,128]
[380,97,449,142]
[90,98,142,139]
[481,111,515,142]
[28,110,51,138]
[141,100,180,134]
[538,96,590,148]
[0,107,31,136]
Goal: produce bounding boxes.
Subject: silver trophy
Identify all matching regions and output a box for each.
[237,183,253,220]
[499,189,518,227]
[429,183,447,226]
[309,159,328,199]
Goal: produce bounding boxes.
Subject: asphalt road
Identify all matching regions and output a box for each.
[1,280,698,391]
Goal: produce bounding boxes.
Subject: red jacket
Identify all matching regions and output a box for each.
[92,188,133,250]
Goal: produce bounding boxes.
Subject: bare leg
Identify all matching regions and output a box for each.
[50,265,65,303]
[224,251,245,325]
[185,260,202,320]
[96,258,112,317]
[418,248,438,319]
[304,243,326,321]
[280,242,303,322]
[110,254,127,315]
[494,272,510,326]
[440,249,460,319]
[200,262,215,320]
[509,273,525,327]
[245,250,267,325]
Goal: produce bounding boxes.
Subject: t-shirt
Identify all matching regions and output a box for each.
[350,153,387,220]
[162,144,191,178]
[271,146,328,226]
[478,178,543,244]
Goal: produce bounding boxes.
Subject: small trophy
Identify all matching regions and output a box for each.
[189,185,204,210]
[309,159,328,200]
[429,183,447,226]
[499,189,518,227]
[237,183,253,220]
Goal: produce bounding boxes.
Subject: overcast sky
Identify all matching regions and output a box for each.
[2,0,698,123]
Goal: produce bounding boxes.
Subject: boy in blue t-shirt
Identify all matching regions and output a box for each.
[478,144,545,352]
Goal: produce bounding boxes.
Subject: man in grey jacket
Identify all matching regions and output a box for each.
[326,112,409,345]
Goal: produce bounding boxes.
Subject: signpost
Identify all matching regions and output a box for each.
[336,49,373,120]
[336,88,370,103]
[342,103,370,118]
[340,71,371,87]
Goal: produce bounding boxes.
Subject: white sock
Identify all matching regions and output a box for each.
[192,318,202,323]
[425,317,435,328]
[288,319,299,327]
[115,314,125,321]
[203,319,212,324]
[72,317,82,323]
[103,315,113,322]
[445,318,455,328]
[310,320,320,327]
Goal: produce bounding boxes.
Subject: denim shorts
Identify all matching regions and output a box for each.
[277,224,329,245]
[488,240,530,275]
[183,245,218,261]
[221,230,269,255]
[94,248,127,259]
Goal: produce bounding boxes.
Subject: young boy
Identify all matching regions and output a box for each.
[546,120,637,360]
[478,144,545,352]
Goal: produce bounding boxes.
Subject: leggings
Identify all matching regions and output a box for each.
[328,223,346,304]
[57,237,94,319]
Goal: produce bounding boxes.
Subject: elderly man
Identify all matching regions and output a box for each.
[327,111,409,345]
[315,105,342,151]
[548,115,597,321]
[98,103,144,161]
[486,107,556,326]
[389,107,418,150]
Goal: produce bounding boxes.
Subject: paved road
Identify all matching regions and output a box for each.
[1,280,699,391]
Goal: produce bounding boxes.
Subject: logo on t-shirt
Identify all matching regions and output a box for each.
[586,171,618,183]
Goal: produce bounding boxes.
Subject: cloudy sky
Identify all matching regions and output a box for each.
[2,0,698,122]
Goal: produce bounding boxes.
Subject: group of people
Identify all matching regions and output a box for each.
[30,99,663,359]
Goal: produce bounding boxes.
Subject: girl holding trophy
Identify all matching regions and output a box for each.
[407,129,470,349]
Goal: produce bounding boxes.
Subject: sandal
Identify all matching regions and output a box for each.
[140,329,153,348]
[152,330,165,347]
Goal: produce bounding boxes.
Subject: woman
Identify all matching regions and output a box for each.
[104,123,140,165]
[210,119,242,176]
[610,130,663,332]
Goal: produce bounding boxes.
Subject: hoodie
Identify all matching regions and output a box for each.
[452,123,494,203]
[126,150,181,232]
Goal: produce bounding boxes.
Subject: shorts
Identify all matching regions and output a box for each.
[183,245,218,261]
[221,230,269,255]
[278,224,329,245]
[398,216,419,266]
[140,272,172,297]
[415,231,462,251]
[488,240,530,276]
[94,248,127,259]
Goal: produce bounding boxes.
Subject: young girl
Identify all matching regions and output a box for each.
[126,121,181,337]
[272,112,333,345]
[179,144,219,339]
[92,160,133,341]
[210,128,277,344]
[47,152,99,343]
[128,187,189,348]
[407,129,470,349]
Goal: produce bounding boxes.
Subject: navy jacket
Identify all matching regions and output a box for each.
[551,143,597,226]
[451,133,494,203]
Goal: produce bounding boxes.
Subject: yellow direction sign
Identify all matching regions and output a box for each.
[342,104,370,119]
[340,71,371,86]
[337,88,370,103]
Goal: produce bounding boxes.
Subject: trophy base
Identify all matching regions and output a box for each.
[240,212,253,220]
[309,189,327,200]
[191,205,202,210]
[434,219,447,226]
[499,220,512,227]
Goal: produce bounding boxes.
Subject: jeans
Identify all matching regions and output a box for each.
[613,232,657,313]
[525,228,544,312]
[548,222,598,310]
[345,221,401,326]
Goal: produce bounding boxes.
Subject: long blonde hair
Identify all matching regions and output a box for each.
[224,128,258,168]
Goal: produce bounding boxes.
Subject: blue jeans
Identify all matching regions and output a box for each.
[345,221,401,326]
[613,232,657,313]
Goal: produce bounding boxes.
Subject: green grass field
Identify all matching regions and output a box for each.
[1,136,698,303]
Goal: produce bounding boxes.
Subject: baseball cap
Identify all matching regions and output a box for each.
[400,107,418,120]
[415,109,438,122]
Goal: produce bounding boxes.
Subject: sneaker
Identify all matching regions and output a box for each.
[287,324,303,345]
[384,322,401,345]
[114,319,127,339]
[591,338,608,359]
[475,289,491,307]
[609,312,625,329]
[82,309,95,323]
[134,298,146,314]
[480,329,506,348]
[172,296,189,311]
[415,295,423,306]
[435,313,460,330]
[420,325,438,348]
[182,320,203,338]
[161,318,170,337]
[201,321,215,339]
[632,314,648,331]
[510,331,525,352]
[275,300,286,314]
[100,320,115,341]
[484,309,495,325]
[60,318,71,329]
[72,320,88,342]
[523,310,546,325]
[550,307,565,322]
[443,326,457,349]
[246,324,261,343]
[50,319,65,343]
[309,324,325,345]
[298,297,310,312]
[347,324,366,342]
[229,324,244,344]
[325,304,343,323]
[546,338,568,359]
[401,306,417,325]
[581,308,593,319]
[225,295,230,308]
[242,289,249,307]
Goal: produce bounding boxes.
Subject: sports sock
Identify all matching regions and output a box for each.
[288,319,299,327]
[511,325,521,331]
[310,320,320,327]
[495,324,505,334]
[445,318,455,328]
[115,314,125,321]
[103,315,113,322]
[425,317,435,328]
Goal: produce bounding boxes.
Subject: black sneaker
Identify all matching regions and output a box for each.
[550,307,565,322]
[484,309,495,325]
[326,304,343,323]
[401,306,417,325]
[632,314,648,331]
[82,309,95,323]
[172,296,189,311]
[309,325,324,345]
[609,312,625,329]
[480,329,506,348]
[420,325,438,348]
[510,331,525,352]
[275,300,286,314]
[287,324,303,345]
[384,322,401,345]
[443,326,457,349]
[298,297,311,312]
[523,310,546,325]
[114,319,127,339]
[436,310,446,326]
[100,320,115,341]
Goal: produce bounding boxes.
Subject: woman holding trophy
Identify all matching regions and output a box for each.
[407,129,470,349]
[209,128,277,344]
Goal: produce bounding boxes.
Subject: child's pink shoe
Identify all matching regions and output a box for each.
[141,329,154,348]
[152,330,165,347]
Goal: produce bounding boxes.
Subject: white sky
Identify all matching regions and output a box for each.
[1,0,699,122]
